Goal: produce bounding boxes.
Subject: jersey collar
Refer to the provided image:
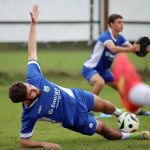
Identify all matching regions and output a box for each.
[109,28,118,42]
[23,98,38,109]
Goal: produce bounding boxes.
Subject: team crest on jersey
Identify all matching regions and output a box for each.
[43,86,50,92]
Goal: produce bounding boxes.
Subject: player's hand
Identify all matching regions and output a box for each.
[41,142,62,149]
[147,45,150,52]
[30,5,39,24]
[131,43,140,52]
[135,43,140,52]
[135,36,150,57]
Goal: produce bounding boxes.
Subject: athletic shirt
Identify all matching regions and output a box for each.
[20,60,76,138]
[83,29,129,71]
[112,53,142,112]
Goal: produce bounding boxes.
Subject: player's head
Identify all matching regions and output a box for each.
[9,81,40,103]
[108,14,124,32]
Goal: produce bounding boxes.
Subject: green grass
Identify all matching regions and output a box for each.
[0,48,150,149]
[0,48,150,73]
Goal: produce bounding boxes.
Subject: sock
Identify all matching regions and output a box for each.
[113,108,122,117]
[122,131,149,140]
[121,132,130,140]
[130,132,144,139]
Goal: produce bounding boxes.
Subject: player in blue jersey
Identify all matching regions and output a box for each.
[82,14,139,95]
[8,5,150,149]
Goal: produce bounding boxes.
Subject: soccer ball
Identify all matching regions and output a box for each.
[117,112,139,133]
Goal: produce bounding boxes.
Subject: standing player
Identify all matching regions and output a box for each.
[113,53,150,114]
[8,5,149,149]
[82,14,138,95]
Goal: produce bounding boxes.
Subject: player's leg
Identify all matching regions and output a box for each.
[91,69,115,95]
[103,69,117,90]
[90,74,105,95]
[96,119,150,140]
[81,66,105,95]
[93,94,122,116]
[96,119,122,140]
[107,82,118,90]
[77,91,150,140]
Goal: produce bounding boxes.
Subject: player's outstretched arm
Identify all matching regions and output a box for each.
[20,138,61,149]
[28,5,39,61]
[105,42,139,53]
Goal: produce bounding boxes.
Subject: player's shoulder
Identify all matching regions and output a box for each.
[28,60,41,70]
[28,59,40,66]
[98,31,111,41]
[26,60,43,86]
[22,101,39,118]
[118,33,126,40]
[100,31,110,37]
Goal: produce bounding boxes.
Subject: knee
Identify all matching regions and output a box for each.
[96,120,106,133]
[94,79,105,89]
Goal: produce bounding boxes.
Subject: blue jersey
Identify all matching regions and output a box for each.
[83,29,129,72]
[20,60,95,138]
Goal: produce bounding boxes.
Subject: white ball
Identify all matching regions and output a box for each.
[117,112,139,133]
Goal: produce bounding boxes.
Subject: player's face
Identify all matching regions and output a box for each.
[111,18,124,32]
[24,83,38,100]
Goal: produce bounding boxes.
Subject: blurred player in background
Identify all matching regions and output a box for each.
[113,53,150,115]
[82,14,139,96]
[8,5,150,149]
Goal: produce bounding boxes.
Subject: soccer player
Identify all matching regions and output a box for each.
[113,53,150,114]
[81,14,139,95]
[8,5,150,149]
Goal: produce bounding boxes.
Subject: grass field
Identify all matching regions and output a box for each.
[0,46,150,150]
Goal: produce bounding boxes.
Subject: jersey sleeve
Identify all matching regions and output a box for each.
[26,60,42,86]
[20,116,36,138]
[27,60,42,78]
[119,35,130,46]
[98,32,113,45]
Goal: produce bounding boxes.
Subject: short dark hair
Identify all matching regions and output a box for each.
[108,14,123,27]
[8,81,27,103]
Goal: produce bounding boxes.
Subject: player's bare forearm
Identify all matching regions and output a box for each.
[113,46,131,53]
[117,45,136,53]
[28,5,39,61]
[28,23,37,60]
[20,138,42,148]
[20,138,61,149]
[106,42,137,53]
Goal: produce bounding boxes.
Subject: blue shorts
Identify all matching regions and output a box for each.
[71,88,97,135]
[82,65,114,83]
